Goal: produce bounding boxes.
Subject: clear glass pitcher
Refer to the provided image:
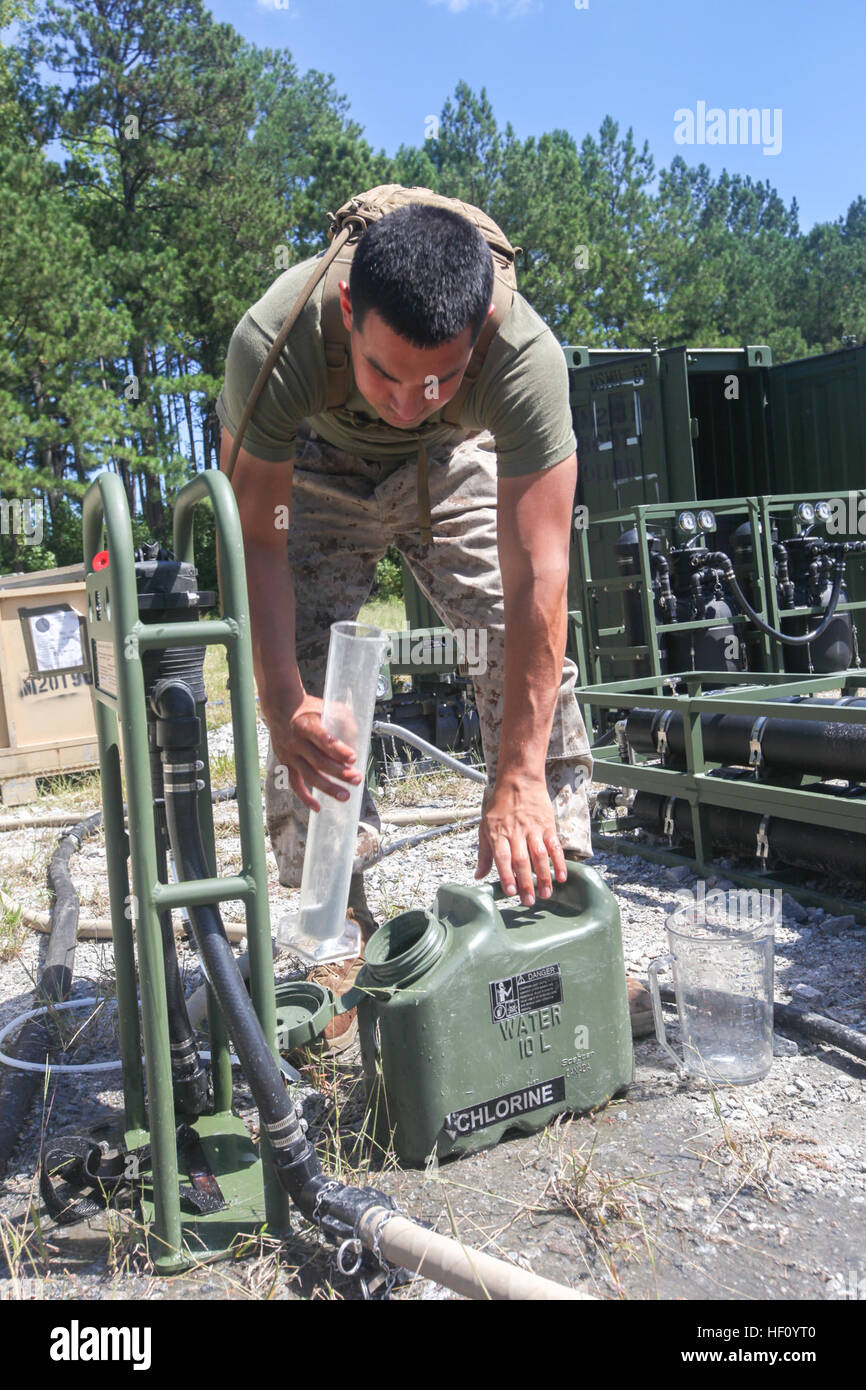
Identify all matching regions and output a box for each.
[648,889,778,1085]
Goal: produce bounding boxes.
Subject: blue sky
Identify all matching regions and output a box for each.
[204,0,864,232]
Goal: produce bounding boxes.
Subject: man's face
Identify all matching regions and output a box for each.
[339,281,491,430]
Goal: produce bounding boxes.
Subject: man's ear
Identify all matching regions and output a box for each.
[487,301,495,322]
[338,280,353,334]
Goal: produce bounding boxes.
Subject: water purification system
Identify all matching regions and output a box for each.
[59,469,594,1299]
[78,471,405,1274]
[582,668,866,920]
[572,492,866,721]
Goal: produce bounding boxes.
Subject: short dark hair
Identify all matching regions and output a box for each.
[348,204,495,348]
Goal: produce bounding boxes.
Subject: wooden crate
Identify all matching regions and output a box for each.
[0,564,99,804]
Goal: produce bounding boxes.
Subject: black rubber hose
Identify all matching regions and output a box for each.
[0,788,241,1181]
[377,815,482,859]
[147,721,209,1115]
[625,698,866,781]
[0,812,102,1178]
[152,678,327,1213]
[632,788,866,881]
[704,549,846,647]
[590,726,619,751]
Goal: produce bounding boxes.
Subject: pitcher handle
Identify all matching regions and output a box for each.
[648,954,683,1073]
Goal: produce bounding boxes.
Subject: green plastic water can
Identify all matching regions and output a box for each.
[357,860,633,1166]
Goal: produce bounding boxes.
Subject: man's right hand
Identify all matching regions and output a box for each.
[267,691,363,814]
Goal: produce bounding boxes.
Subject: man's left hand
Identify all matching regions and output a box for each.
[475,775,568,906]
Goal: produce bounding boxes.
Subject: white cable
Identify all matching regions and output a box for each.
[371,720,487,783]
[0,998,117,1074]
[0,996,300,1084]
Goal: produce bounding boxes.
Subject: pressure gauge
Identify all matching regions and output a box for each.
[814,500,832,522]
[697,508,716,533]
[796,501,815,524]
[676,510,697,535]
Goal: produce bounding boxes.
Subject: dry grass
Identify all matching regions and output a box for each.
[693,1087,778,1225]
[358,595,406,632]
[208,750,237,789]
[35,769,103,807]
[0,896,28,962]
[542,1128,663,1295]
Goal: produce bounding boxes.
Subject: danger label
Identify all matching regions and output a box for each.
[444,1077,566,1138]
[489,964,563,1023]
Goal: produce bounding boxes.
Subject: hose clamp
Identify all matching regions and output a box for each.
[656,710,674,764]
[749,717,768,773]
[756,814,771,865]
[662,796,676,839]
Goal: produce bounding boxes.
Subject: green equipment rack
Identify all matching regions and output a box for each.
[570,488,866,737]
[583,668,866,923]
[81,469,290,1272]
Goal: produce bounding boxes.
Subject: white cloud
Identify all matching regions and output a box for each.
[427,0,541,16]
[255,0,296,11]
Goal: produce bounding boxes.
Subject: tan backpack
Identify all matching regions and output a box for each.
[225,186,520,543]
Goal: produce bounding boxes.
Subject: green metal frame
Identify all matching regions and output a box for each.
[81,470,289,1273]
[580,667,866,921]
[572,489,866,728]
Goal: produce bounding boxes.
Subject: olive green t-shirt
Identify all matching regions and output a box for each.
[215,254,576,478]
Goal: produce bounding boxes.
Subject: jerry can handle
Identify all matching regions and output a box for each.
[490,857,610,916]
[648,954,684,1073]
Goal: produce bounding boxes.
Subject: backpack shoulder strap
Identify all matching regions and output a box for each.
[319,240,356,409]
[223,223,359,479]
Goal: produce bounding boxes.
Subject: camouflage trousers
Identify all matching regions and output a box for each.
[265,423,593,888]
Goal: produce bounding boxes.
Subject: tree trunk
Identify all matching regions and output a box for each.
[181,356,198,473]
[133,341,164,535]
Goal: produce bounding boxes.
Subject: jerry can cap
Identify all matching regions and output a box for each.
[274,979,360,1051]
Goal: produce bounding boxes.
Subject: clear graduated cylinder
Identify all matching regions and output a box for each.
[278,621,388,965]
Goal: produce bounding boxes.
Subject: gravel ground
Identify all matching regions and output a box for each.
[0,721,864,1301]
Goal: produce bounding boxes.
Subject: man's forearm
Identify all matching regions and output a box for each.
[495,572,569,786]
[244,547,304,718]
